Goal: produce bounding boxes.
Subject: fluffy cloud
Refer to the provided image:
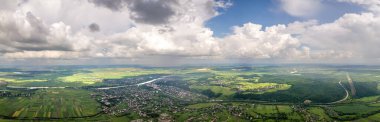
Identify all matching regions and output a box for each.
[95,22,220,58]
[299,12,380,58]
[221,23,309,59]
[89,0,231,25]
[338,0,380,13]
[0,0,227,59]
[0,0,20,11]
[0,12,72,51]
[0,7,92,58]
[279,0,322,17]
[20,0,133,34]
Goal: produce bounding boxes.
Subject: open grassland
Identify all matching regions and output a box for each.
[186,103,218,109]
[331,104,380,120]
[333,104,380,114]
[353,95,380,103]
[242,103,302,121]
[0,77,47,83]
[357,113,380,122]
[181,103,302,121]
[0,89,100,119]
[249,104,278,115]
[235,82,291,93]
[190,85,235,97]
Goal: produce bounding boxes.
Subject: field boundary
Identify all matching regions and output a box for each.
[0,111,104,121]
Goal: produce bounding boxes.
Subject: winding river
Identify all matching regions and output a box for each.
[5,76,165,90]
[96,76,166,90]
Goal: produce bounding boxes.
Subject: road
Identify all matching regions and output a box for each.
[328,80,349,104]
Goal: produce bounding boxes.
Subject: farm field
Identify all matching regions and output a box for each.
[307,107,333,121]
[0,89,100,119]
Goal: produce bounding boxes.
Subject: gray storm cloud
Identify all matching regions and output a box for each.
[88,0,125,11]
[89,0,176,25]
[88,23,100,32]
[0,11,73,52]
[128,0,176,25]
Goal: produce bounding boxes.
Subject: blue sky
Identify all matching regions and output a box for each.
[207,0,364,37]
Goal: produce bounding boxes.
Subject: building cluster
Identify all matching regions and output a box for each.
[93,76,208,118]
[0,90,34,97]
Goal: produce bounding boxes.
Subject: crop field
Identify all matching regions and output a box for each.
[180,103,302,121]
[333,104,380,115]
[0,89,100,119]
[358,113,380,122]
[308,107,332,121]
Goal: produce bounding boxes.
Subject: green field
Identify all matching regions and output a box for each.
[190,85,235,97]
[235,82,291,93]
[187,103,218,109]
[308,107,332,121]
[357,113,380,122]
[181,103,302,121]
[333,104,380,115]
[0,89,100,119]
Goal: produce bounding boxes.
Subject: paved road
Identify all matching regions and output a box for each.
[327,80,349,104]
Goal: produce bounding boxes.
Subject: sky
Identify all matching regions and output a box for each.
[0,0,380,66]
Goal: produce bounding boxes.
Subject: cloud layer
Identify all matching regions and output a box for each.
[0,0,380,64]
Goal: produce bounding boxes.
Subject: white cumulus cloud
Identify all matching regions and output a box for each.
[279,0,322,18]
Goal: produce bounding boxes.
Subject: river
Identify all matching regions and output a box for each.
[5,76,165,90]
[96,76,166,90]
